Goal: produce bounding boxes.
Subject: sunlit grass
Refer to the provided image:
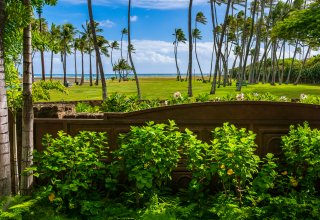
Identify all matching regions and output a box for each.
[44,77,320,102]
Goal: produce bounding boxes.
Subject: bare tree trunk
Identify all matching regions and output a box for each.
[209,0,217,82]
[0,0,12,196]
[286,40,298,84]
[174,42,181,81]
[74,48,78,83]
[11,113,19,194]
[50,51,53,80]
[88,0,107,100]
[38,11,46,81]
[210,0,232,94]
[95,58,99,85]
[80,51,84,85]
[194,37,205,82]
[89,49,93,86]
[21,0,34,195]
[294,46,311,85]
[128,0,141,99]
[187,0,193,97]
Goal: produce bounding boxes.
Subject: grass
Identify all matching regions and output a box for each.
[45,77,320,101]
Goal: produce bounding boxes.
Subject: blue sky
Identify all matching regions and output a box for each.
[34,0,227,75]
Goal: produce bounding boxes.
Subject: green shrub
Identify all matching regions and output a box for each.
[115,121,183,206]
[187,123,260,204]
[32,131,110,213]
[281,122,320,193]
[100,93,130,112]
[0,196,37,220]
[75,102,100,113]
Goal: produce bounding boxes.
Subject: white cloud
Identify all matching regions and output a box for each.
[98,19,116,28]
[130,15,138,22]
[60,0,209,9]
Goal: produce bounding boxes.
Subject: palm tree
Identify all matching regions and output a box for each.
[173,28,186,81]
[110,41,120,79]
[188,0,193,97]
[49,23,60,80]
[121,28,128,59]
[128,0,141,99]
[34,0,57,81]
[78,35,87,85]
[96,35,109,85]
[74,36,81,84]
[60,23,75,86]
[113,58,132,79]
[21,0,33,196]
[210,0,232,94]
[87,0,107,100]
[0,0,11,197]
[194,11,207,82]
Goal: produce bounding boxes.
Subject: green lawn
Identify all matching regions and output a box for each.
[45,77,320,101]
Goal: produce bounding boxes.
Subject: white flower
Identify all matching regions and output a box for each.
[173,92,182,99]
[164,101,168,106]
[236,93,245,101]
[300,94,308,100]
[279,96,288,102]
[215,97,221,102]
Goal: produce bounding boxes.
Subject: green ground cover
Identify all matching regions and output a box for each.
[44,78,320,101]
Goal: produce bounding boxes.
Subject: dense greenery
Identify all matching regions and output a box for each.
[74,92,320,113]
[2,121,319,219]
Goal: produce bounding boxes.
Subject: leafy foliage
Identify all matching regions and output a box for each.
[31,131,110,213]
[281,122,320,194]
[115,121,182,205]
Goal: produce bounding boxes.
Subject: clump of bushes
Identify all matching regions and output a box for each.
[75,92,320,114]
[19,121,320,219]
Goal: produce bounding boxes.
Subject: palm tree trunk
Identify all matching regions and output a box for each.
[87,0,107,100]
[209,0,217,82]
[38,10,46,81]
[286,40,298,84]
[0,0,12,196]
[50,51,53,80]
[174,42,181,81]
[74,48,78,83]
[210,0,232,94]
[89,49,93,86]
[11,113,19,195]
[239,0,258,89]
[95,58,99,85]
[63,50,67,86]
[80,51,84,85]
[294,46,311,85]
[128,0,141,99]
[188,0,193,97]
[21,0,34,195]
[194,38,205,82]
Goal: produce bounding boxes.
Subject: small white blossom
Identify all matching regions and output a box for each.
[236,93,245,101]
[173,92,182,99]
[164,101,168,106]
[279,96,288,102]
[300,94,308,100]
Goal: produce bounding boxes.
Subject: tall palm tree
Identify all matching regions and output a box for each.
[60,23,75,86]
[121,28,128,59]
[110,41,120,79]
[96,35,109,85]
[0,0,11,197]
[194,12,207,82]
[173,28,186,81]
[210,0,232,94]
[87,0,107,100]
[21,0,33,196]
[49,23,60,80]
[128,0,141,99]
[33,0,57,80]
[187,0,193,97]
[74,36,81,84]
[78,35,87,85]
